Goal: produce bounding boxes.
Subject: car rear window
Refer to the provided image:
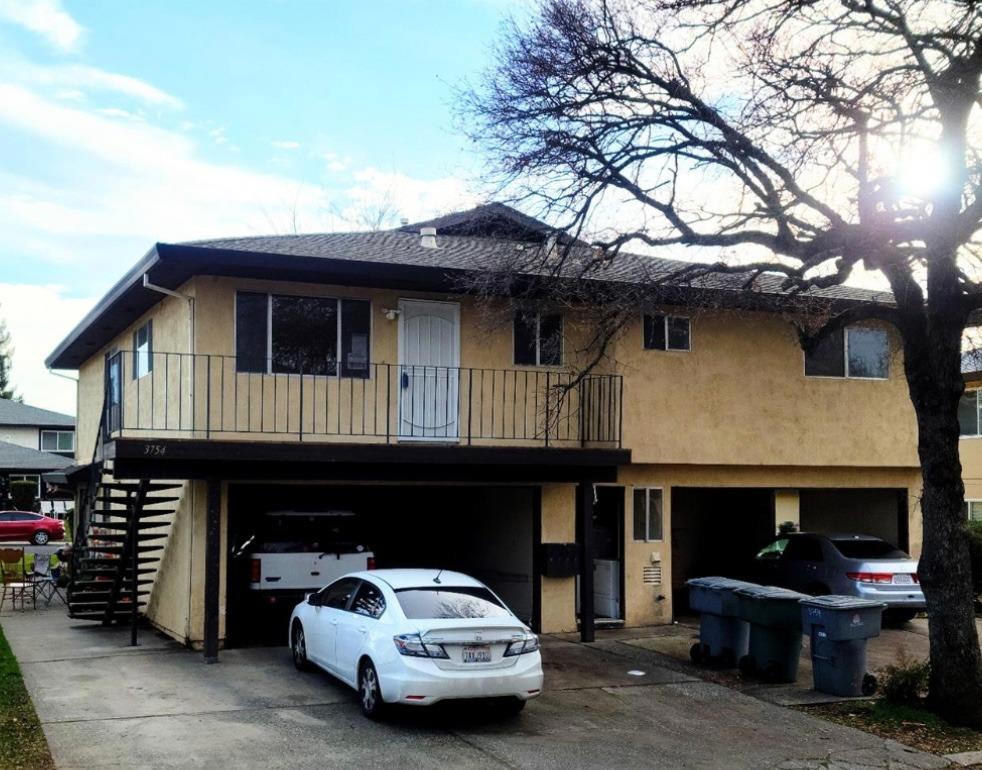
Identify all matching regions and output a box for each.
[831,539,907,559]
[394,587,510,619]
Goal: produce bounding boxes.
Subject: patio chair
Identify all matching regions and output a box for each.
[28,553,65,607]
[0,548,32,611]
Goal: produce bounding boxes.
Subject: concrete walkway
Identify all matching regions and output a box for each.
[1,608,951,769]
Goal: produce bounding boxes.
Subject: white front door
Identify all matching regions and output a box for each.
[398,299,460,440]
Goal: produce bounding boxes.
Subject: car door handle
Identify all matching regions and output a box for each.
[358,626,368,634]
[330,619,339,626]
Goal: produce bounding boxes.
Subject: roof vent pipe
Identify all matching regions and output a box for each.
[420,227,437,248]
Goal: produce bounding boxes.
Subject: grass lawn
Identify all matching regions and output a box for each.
[0,621,53,770]
[800,699,982,757]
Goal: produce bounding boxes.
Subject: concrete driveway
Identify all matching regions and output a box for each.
[1,608,950,770]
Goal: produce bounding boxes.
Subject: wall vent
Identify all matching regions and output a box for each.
[643,565,663,585]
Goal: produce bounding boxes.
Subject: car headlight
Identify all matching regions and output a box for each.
[393,633,450,659]
[504,633,540,657]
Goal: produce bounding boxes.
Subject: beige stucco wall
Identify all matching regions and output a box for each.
[539,484,577,633]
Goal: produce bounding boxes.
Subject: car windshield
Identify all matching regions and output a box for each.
[831,539,907,560]
[394,586,510,619]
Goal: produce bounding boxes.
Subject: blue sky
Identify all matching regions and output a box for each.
[0,0,521,413]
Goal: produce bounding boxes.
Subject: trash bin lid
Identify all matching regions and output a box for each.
[686,576,757,591]
[735,585,807,601]
[798,595,886,611]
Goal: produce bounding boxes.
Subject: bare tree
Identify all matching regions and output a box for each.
[0,310,18,402]
[463,0,982,724]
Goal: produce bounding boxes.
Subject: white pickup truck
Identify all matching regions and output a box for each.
[249,547,375,592]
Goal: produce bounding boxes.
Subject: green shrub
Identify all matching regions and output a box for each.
[880,651,930,704]
[9,480,36,512]
[778,520,798,535]
[968,520,982,596]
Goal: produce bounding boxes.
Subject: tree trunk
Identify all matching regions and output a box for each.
[907,314,982,727]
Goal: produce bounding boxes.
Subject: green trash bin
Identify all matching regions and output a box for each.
[799,595,885,696]
[734,585,808,683]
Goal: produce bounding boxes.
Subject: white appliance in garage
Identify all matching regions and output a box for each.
[593,558,621,619]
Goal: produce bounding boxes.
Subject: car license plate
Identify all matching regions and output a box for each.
[893,574,914,585]
[462,645,492,663]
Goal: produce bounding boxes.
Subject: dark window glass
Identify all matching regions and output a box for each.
[351,581,386,619]
[643,314,666,350]
[319,577,360,609]
[513,313,537,365]
[959,391,979,436]
[271,295,338,375]
[633,489,647,541]
[340,299,370,378]
[647,489,664,540]
[666,317,690,351]
[831,539,907,560]
[539,313,563,365]
[805,329,845,376]
[236,292,268,373]
[0,513,13,522]
[395,586,510,619]
[847,327,889,378]
[784,537,824,562]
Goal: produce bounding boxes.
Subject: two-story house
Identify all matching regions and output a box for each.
[46,203,921,659]
[0,398,75,515]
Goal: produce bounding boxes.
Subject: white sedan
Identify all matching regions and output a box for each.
[288,568,543,719]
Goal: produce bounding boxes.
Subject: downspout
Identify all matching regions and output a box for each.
[142,274,195,357]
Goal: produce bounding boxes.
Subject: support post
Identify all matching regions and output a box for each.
[204,479,221,663]
[578,480,595,643]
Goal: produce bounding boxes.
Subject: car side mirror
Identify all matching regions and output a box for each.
[307,593,319,606]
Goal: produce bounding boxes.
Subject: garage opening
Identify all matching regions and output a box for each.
[225,484,537,647]
[799,489,908,551]
[670,488,776,612]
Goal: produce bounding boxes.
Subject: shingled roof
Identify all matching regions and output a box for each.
[47,202,892,369]
[0,399,74,428]
[0,440,74,473]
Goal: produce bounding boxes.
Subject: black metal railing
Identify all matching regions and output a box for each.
[102,351,623,448]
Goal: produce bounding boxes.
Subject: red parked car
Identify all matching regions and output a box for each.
[0,511,64,545]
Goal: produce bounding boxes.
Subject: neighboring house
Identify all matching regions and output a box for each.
[46,203,921,655]
[0,399,76,515]
[960,349,982,521]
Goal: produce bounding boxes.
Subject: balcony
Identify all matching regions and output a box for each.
[102,351,623,449]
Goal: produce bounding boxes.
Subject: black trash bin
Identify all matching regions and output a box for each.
[799,595,885,696]
[735,585,808,683]
[686,577,757,667]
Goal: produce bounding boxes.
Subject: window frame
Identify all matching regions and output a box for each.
[642,314,692,353]
[132,320,153,380]
[350,579,386,620]
[9,474,41,499]
[803,325,890,381]
[966,500,982,522]
[234,291,372,378]
[40,430,74,453]
[512,311,564,367]
[632,487,664,543]
[960,389,982,438]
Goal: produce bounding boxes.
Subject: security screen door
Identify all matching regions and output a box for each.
[398,300,460,440]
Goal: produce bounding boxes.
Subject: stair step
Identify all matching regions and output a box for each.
[75,568,156,577]
[83,533,168,543]
[102,483,181,493]
[79,544,164,555]
[71,580,153,589]
[68,609,146,621]
[89,521,171,532]
[68,591,150,602]
[81,557,159,566]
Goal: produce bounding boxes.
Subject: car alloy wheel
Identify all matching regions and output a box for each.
[292,624,310,671]
[359,661,384,719]
[33,531,49,545]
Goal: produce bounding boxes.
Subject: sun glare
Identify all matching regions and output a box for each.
[896,144,951,200]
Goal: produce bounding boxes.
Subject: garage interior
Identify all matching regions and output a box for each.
[670,486,910,613]
[225,483,537,647]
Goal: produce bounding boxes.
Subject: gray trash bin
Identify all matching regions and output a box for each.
[735,585,808,683]
[799,595,885,696]
[687,577,757,667]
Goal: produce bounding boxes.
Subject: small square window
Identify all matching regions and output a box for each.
[643,315,690,352]
[966,501,982,522]
[513,312,563,366]
[959,390,980,437]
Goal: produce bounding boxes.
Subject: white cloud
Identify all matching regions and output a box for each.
[271,139,300,150]
[0,0,82,52]
[347,168,476,222]
[0,284,94,415]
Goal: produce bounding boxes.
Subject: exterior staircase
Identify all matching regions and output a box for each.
[67,462,179,624]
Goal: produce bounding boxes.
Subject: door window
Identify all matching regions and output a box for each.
[318,578,360,610]
[756,538,789,560]
[783,537,824,562]
[350,581,386,619]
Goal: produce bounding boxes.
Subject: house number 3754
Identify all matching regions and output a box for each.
[143,444,167,456]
